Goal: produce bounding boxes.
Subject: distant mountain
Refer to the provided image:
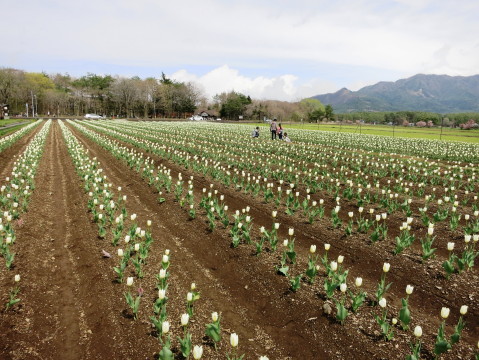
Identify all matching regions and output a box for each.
[312,74,479,113]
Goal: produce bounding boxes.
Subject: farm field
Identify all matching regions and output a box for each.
[0,119,478,360]
[252,123,479,143]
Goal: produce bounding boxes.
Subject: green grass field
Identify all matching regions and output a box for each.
[250,122,479,143]
[0,119,34,137]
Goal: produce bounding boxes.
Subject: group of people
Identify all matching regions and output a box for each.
[251,118,291,142]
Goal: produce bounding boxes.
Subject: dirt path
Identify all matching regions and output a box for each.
[0,122,149,359]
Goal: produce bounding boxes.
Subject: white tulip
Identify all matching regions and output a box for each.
[355,277,363,287]
[274,223,280,230]
[460,305,468,315]
[230,333,239,347]
[447,242,455,251]
[288,228,294,236]
[126,277,134,287]
[440,307,450,319]
[379,298,387,308]
[14,274,20,283]
[324,243,330,251]
[117,249,124,257]
[130,213,137,221]
[414,325,422,337]
[340,283,347,293]
[187,292,193,302]
[383,263,390,273]
[181,313,189,326]
[192,345,203,359]
[330,261,338,272]
[310,245,316,254]
[406,285,414,295]
[162,254,169,263]
[212,311,219,322]
[162,321,170,334]
[158,289,166,300]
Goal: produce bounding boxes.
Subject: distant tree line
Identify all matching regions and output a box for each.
[0,67,339,121]
[336,111,479,127]
[0,68,204,118]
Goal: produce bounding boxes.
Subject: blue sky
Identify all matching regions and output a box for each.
[2,0,478,101]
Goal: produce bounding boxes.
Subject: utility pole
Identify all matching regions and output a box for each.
[31,91,35,118]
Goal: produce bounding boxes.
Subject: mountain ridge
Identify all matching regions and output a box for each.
[312,74,479,113]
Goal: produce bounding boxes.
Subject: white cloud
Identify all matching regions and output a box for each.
[170,65,337,101]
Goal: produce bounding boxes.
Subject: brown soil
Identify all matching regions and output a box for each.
[0,121,477,360]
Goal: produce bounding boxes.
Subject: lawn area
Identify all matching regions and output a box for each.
[250,122,479,143]
[0,119,34,137]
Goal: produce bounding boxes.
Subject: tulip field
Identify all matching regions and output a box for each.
[0,120,478,360]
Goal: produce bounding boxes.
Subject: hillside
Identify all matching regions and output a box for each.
[312,74,479,113]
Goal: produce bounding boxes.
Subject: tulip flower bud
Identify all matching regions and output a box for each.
[272,211,277,218]
[465,235,472,243]
[283,239,289,247]
[259,356,269,360]
[274,223,280,230]
[310,245,316,254]
[414,325,422,338]
[147,220,152,227]
[379,298,387,308]
[340,283,347,293]
[260,226,265,233]
[187,292,193,302]
[158,289,166,300]
[126,277,134,287]
[348,211,353,218]
[324,243,330,251]
[134,243,140,252]
[337,255,344,264]
[230,333,239,348]
[14,274,20,283]
[392,318,397,325]
[130,213,137,221]
[460,305,468,315]
[447,242,455,251]
[288,228,294,236]
[181,313,189,326]
[428,227,434,236]
[406,285,414,295]
[212,312,219,322]
[440,307,450,319]
[376,214,381,221]
[355,277,363,287]
[162,321,170,334]
[162,254,169,263]
[193,345,203,359]
[330,261,338,272]
[191,283,196,291]
[118,249,124,257]
[383,263,390,273]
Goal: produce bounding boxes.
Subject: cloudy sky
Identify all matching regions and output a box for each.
[2,0,479,101]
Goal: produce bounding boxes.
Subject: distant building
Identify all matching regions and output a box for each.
[198,110,219,120]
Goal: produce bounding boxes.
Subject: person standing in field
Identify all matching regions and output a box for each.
[277,123,283,140]
[270,118,278,140]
